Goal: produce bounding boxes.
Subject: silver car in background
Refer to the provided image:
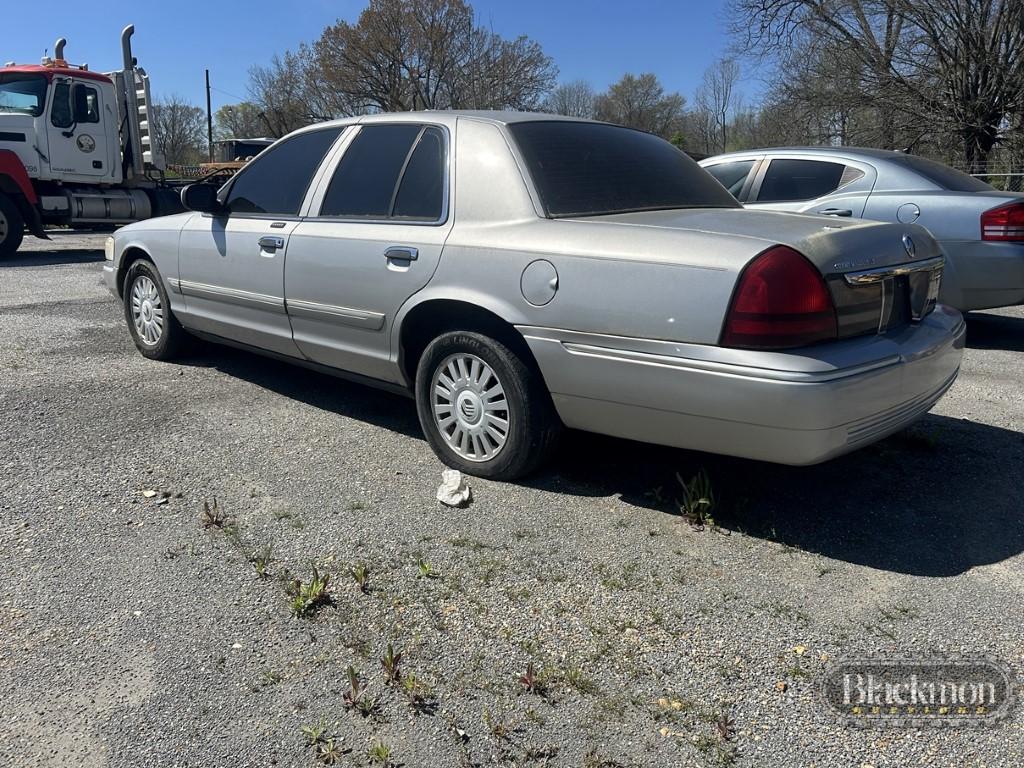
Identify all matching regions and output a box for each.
[104,114,964,479]
[701,148,1024,312]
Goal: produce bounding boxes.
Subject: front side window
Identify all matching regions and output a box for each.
[51,82,73,128]
[223,127,343,216]
[508,121,739,218]
[756,159,851,203]
[0,73,48,117]
[319,124,446,221]
[706,160,757,198]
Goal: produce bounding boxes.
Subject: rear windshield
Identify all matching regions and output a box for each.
[896,155,992,192]
[508,121,740,218]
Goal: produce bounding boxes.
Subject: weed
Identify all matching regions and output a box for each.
[349,563,370,593]
[416,557,438,579]
[259,668,284,687]
[519,661,547,695]
[349,500,368,511]
[316,739,346,765]
[482,708,514,740]
[301,720,328,747]
[200,498,236,535]
[367,741,392,765]
[343,666,375,717]
[524,706,546,725]
[401,672,436,714]
[381,643,403,684]
[289,567,331,618]
[564,666,601,695]
[676,469,716,529]
[583,750,628,768]
[246,542,273,579]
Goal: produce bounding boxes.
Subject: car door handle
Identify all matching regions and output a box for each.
[259,235,285,252]
[819,208,853,217]
[384,246,418,262]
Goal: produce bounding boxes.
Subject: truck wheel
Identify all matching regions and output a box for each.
[0,193,25,259]
[122,259,186,361]
[415,331,561,480]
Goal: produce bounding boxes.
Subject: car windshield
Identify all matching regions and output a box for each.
[895,154,993,192]
[0,73,48,117]
[508,121,740,218]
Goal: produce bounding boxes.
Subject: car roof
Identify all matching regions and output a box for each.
[299,110,599,133]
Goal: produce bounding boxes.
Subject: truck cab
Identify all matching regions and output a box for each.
[0,26,177,257]
[0,66,121,184]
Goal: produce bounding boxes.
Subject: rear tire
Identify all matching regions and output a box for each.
[122,259,186,360]
[0,193,25,259]
[415,331,561,480]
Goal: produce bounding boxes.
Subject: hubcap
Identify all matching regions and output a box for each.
[431,353,510,462]
[130,275,164,346]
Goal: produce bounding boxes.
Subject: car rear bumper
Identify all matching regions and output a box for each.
[520,305,965,465]
[940,240,1024,311]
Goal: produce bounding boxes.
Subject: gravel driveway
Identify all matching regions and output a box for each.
[1,231,1022,767]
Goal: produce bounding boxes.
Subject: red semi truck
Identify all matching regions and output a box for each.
[0,25,184,257]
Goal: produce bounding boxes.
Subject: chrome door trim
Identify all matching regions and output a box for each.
[178,279,286,313]
[843,256,944,285]
[286,297,386,331]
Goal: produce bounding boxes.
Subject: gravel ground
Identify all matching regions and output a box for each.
[1,231,1022,768]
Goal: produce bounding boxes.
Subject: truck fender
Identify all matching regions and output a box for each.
[0,150,47,239]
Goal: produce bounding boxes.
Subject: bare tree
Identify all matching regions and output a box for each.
[213,102,267,140]
[543,80,596,118]
[594,73,686,137]
[696,58,741,152]
[308,0,556,113]
[729,0,1024,170]
[151,94,205,165]
[248,50,323,137]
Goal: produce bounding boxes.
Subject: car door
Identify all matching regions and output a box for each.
[46,78,110,178]
[177,126,344,357]
[285,122,452,383]
[745,156,874,218]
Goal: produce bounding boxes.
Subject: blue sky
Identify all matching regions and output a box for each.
[3,1,755,112]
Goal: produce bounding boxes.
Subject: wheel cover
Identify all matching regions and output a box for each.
[130,274,164,346]
[430,352,510,462]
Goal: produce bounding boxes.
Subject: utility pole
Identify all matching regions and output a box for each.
[205,69,214,162]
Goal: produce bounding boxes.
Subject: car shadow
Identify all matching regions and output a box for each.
[531,414,1024,578]
[176,342,1021,578]
[175,343,424,440]
[965,311,1024,353]
[0,249,105,268]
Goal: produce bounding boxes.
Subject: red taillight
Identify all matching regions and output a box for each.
[721,245,837,349]
[981,201,1024,241]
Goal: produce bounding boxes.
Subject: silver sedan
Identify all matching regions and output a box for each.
[701,147,1024,312]
[104,113,964,479]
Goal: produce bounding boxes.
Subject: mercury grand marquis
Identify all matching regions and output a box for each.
[103,112,965,479]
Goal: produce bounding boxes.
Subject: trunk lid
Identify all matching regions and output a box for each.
[574,207,944,340]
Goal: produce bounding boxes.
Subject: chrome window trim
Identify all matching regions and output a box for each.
[309,122,452,227]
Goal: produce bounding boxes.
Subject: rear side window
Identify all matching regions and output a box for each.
[706,160,756,198]
[896,155,992,192]
[509,121,739,217]
[74,84,100,123]
[756,159,855,202]
[320,124,446,221]
[224,127,343,216]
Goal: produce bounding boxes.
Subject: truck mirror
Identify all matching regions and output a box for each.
[181,184,224,215]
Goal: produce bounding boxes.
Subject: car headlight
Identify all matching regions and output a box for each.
[104,236,115,261]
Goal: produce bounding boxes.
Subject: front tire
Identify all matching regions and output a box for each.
[123,260,185,360]
[0,193,25,259]
[415,331,561,480]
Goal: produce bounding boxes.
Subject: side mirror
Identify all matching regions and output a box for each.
[181,184,224,215]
